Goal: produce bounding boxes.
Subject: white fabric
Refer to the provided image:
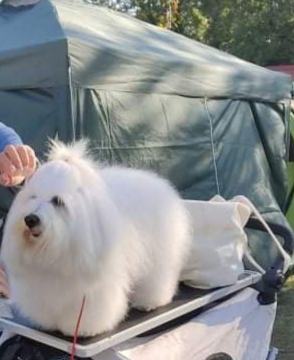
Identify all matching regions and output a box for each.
[93,288,276,360]
[181,198,251,289]
[181,195,291,289]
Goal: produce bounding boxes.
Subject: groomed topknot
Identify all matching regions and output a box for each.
[47,139,91,164]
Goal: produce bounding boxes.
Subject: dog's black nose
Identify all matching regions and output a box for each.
[24,214,40,229]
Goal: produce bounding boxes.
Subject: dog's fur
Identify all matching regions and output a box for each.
[1,141,191,336]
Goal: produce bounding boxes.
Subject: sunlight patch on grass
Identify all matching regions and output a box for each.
[272,276,294,360]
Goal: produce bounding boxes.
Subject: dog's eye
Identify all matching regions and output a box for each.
[51,196,65,207]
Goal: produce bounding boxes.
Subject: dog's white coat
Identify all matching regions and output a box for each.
[1,142,191,336]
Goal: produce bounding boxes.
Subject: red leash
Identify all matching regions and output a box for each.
[70,295,86,360]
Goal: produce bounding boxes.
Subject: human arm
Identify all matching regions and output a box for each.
[0,123,23,152]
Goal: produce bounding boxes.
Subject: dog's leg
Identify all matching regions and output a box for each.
[131,267,179,311]
[57,283,129,337]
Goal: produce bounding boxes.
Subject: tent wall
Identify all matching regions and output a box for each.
[286,111,294,228]
[0,87,73,151]
[0,86,73,216]
[287,164,294,228]
[72,87,291,268]
[73,88,289,205]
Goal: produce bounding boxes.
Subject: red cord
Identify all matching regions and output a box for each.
[70,295,86,360]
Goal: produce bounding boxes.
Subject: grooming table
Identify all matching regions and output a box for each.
[0,271,261,358]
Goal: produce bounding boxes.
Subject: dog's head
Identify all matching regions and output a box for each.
[1,141,114,277]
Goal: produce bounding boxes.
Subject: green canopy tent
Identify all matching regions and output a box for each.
[286,108,294,228]
[0,0,293,269]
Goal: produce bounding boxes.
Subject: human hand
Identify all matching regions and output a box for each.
[0,264,9,298]
[0,145,37,187]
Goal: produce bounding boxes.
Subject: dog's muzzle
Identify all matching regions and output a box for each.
[24,214,40,229]
[24,214,42,238]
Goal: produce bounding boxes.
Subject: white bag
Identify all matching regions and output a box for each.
[181,195,291,289]
[181,196,251,289]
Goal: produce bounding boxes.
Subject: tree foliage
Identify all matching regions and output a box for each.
[85,0,294,66]
[199,0,294,66]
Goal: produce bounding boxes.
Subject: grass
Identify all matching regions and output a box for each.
[272,275,294,359]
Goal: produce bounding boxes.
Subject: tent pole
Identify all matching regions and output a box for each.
[68,63,76,141]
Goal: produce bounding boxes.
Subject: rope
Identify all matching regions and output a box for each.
[204,98,220,195]
[70,295,86,360]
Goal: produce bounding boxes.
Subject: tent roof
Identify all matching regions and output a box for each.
[54,0,292,101]
[0,0,292,101]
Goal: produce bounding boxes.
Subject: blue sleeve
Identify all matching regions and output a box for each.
[0,123,23,152]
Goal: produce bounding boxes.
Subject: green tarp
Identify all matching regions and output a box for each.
[0,0,293,268]
[287,164,294,227]
[0,0,67,89]
[286,110,294,228]
[1,0,291,99]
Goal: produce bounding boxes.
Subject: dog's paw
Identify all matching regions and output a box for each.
[132,298,172,312]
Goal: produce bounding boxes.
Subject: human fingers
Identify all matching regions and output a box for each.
[0,174,11,187]
[23,145,37,174]
[0,152,15,178]
[3,145,23,171]
[7,174,25,187]
[0,267,9,298]
[0,266,7,278]
[0,281,9,298]
[15,145,30,168]
[0,145,37,186]
[0,169,24,187]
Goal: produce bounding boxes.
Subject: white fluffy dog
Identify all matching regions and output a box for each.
[1,141,191,337]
